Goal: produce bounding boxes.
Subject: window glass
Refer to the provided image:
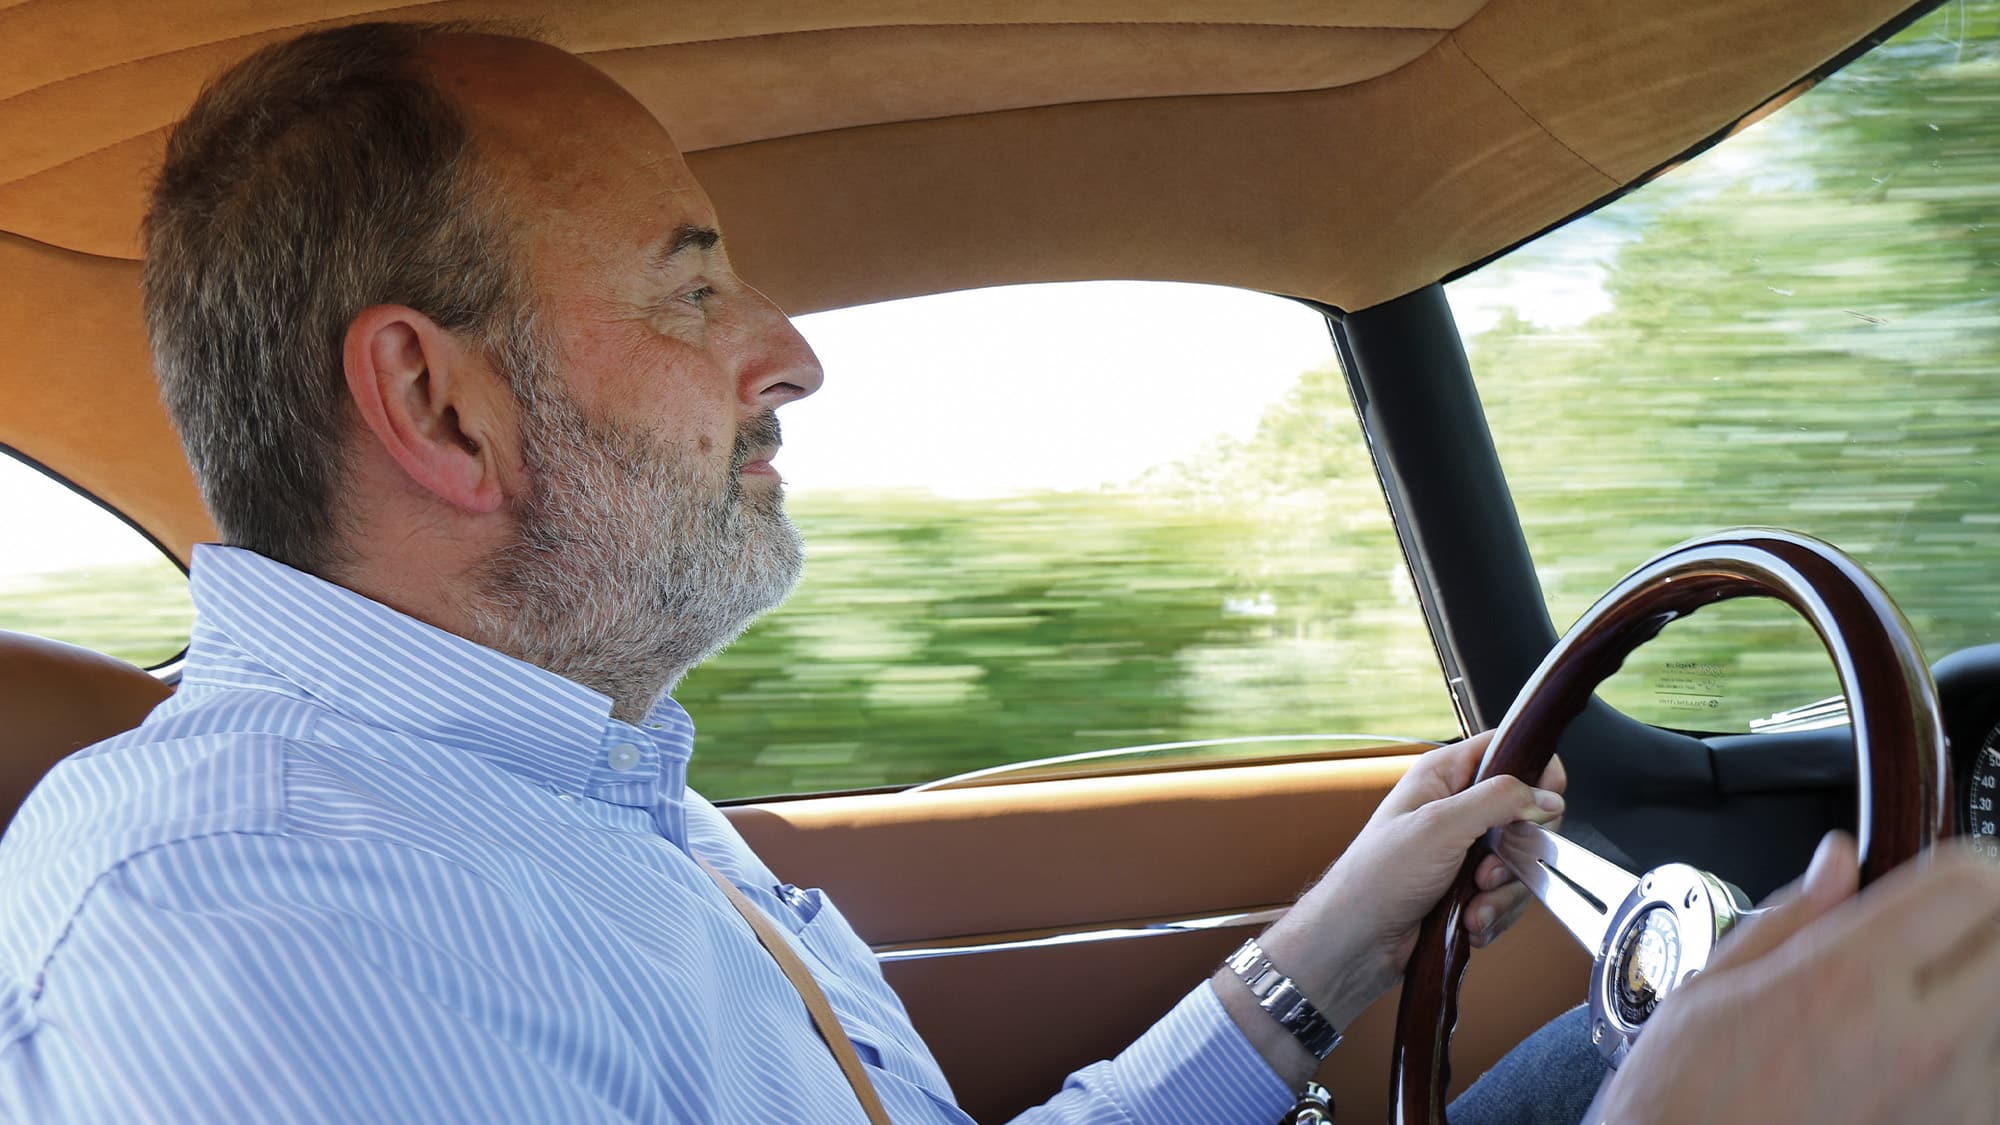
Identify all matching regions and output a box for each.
[1452,0,2000,731]
[0,452,192,668]
[678,282,1457,799]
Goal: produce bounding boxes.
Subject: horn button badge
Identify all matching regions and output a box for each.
[1611,904,1680,1024]
[1587,863,1753,1066]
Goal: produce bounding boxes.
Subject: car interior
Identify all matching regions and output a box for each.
[1,0,1988,1120]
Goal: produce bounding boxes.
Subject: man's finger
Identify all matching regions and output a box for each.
[1381,732,1495,816]
[1464,883,1532,942]
[1421,773,1564,848]
[1709,831,1856,972]
[1846,845,2000,967]
[1926,899,2000,1027]
[1420,732,1493,791]
[1537,753,1567,797]
[1474,852,1514,891]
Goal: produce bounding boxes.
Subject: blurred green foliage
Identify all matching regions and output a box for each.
[1472,0,2000,728]
[0,563,191,668]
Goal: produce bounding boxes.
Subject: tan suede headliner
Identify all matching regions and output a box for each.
[0,0,1919,559]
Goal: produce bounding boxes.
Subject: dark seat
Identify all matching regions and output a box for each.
[0,630,170,834]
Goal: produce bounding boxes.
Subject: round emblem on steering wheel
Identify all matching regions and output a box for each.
[1612,904,1682,1024]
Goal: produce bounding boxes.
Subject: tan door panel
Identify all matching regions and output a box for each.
[727,752,1589,1121]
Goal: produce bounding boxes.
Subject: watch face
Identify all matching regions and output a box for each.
[1613,905,1682,1025]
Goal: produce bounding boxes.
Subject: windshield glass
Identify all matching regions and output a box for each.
[1453,0,2000,731]
[678,282,1457,799]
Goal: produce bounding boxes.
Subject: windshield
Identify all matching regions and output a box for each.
[1453,0,2000,731]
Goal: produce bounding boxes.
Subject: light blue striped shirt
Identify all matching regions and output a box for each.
[0,545,1292,1122]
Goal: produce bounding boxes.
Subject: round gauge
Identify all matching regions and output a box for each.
[1964,723,2000,861]
[1612,905,1682,1025]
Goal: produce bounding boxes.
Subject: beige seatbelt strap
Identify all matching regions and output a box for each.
[694,855,893,1124]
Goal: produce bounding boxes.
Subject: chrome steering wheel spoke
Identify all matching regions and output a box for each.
[1484,821,1641,959]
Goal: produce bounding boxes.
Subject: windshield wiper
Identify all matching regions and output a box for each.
[1747,694,1849,734]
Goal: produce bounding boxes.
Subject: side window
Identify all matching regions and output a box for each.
[678,282,1459,800]
[0,451,193,669]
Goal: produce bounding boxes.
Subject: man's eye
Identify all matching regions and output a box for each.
[681,285,716,309]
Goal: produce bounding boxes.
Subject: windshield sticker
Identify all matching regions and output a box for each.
[1653,661,1725,713]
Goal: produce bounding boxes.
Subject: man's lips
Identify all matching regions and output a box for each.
[734,413,784,479]
[737,447,780,477]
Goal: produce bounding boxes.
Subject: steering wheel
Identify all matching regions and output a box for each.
[1389,529,1949,1123]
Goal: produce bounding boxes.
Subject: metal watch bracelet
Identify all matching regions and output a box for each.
[1223,938,1343,1061]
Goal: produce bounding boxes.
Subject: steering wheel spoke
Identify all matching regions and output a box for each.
[1485,822,1639,958]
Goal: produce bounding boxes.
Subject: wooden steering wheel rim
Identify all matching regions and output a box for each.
[1389,529,1949,1124]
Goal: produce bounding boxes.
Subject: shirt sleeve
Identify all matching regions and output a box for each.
[0,833,649,1124]
[1010,980,1296,1125]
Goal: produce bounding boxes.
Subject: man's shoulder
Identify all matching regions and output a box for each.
[0,703,299,970]
[0,681,451,971]
[8,687,316,852]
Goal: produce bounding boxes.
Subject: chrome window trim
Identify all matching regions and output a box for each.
[873,905,1287,963]
[909,733,1428,793]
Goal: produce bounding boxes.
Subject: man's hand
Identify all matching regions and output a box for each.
[1593,831,2000,1123]
[1213,733,1565,1085]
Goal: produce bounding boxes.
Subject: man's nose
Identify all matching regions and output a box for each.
[737,285,825,408]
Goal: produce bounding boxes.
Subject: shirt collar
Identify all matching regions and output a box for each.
[183,544,692,809]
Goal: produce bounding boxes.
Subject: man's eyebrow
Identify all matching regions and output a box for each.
[648,224,722,271]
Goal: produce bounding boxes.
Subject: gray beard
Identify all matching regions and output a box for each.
[474,382,802,720]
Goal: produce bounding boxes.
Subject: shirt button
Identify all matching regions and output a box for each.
[607,742,642,771]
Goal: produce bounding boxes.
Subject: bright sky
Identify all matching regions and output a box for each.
[0,459,161,578]
[1444,220,1622,337]
[781,282,1335,498]
[2,275,1610,578]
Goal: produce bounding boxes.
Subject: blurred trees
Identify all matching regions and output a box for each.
[681,480,1452,799]
[1472,0,2000,725]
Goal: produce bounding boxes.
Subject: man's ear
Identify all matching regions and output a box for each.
[342,305,511,514]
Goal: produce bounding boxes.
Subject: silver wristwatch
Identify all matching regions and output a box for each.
[1223,938,1343,1061]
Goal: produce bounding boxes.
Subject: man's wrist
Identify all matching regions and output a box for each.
[1252,901,1393,1033]
[1222,938,1345,1061]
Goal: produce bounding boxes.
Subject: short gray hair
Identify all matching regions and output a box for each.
[144,21,529,574]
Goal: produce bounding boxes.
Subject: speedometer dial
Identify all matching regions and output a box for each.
[1964,723,2000,861]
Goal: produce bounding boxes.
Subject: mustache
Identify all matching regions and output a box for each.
[730,412,782,472]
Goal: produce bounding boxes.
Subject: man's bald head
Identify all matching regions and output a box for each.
[144,23,564,575]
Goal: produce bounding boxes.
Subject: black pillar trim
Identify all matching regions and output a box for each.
[1326,284,1557,731]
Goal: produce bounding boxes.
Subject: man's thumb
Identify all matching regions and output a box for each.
[1707,831,1857,972]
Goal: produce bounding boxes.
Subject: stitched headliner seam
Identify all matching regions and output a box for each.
[0,18,1445,189]
[1445,31,1617,185]
[589,20,1461,57]
[0,32,1423,242]
[3,44,1429,205]
[0,226,141,263]
[3,11,1454,110]
[0,124,163,192]
[0,0,459,105]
